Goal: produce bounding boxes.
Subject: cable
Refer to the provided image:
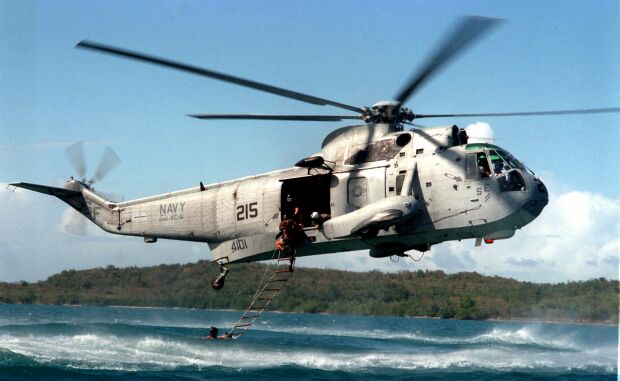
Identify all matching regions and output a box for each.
[408,251,426,262]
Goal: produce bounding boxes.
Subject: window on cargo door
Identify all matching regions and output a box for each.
[348,177,367,208]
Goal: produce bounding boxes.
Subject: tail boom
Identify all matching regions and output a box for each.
[10,181,120,233]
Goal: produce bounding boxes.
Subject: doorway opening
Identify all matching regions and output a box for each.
[280,174,331,227]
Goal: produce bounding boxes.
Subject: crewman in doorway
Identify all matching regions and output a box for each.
[310,211,331,228]
[275,215,301,253]
[275,214,303,272]
[310,211,321,227]
[286,194,303,226]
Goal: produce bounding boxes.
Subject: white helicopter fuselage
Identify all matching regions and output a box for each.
[48,123,547,266]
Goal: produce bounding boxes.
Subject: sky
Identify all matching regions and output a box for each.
[0,0,618,283]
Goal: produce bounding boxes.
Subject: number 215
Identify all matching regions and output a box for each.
[236,202,258,221]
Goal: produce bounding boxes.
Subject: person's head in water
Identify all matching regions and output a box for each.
[209,326,219,339]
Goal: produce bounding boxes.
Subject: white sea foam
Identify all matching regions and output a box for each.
[467,327,573,348]
[253,324,574,350]
[0,329,615,373]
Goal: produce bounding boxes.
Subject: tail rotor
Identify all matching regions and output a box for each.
[62,141,122,235]
[65,141,121,187]
[65,141,88,182]
[90,146,121,186]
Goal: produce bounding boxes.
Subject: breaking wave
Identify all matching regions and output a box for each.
[262,325,576,350]
[0,324,614,373]
[0,305,616,380]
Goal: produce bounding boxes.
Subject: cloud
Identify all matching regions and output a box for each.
[505,258,545,268]
[447,188,618,282]
[516,190,618,280]
[465,122,495,144]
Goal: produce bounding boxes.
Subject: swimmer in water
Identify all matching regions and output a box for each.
[207,326,232,339]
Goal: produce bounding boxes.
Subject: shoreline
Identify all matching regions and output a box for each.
[5,302,616,327]
[2,265,616,326]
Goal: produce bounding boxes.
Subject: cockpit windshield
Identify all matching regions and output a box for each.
[488,149,525,175]
[488,150,527,192]
[464,144,528,192]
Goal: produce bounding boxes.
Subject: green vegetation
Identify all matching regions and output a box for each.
[0,261,617,324]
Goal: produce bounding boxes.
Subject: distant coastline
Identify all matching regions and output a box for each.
[33,304,620,326]
[0,261,617,325]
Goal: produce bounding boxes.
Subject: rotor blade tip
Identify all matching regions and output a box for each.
[76,40,91,48]
[465,15,504,22]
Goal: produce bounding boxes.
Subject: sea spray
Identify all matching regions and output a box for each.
[0,304,616,379]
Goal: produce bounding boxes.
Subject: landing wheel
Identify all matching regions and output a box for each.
[211,275,225,290]
[210,265,229,290]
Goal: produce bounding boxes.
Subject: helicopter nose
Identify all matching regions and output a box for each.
[519,178,548,225]
[536,179,549,202]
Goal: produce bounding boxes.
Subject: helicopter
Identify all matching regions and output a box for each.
[10,16,620,290]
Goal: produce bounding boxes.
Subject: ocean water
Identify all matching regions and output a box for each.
[0,304,616,380]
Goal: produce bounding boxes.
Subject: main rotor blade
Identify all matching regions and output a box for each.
[76,40,363,114]
[91,146,121,184]
[65,141,87,179]
[394,16,501,105]
[188,114,362,122]
[414,107,620,119]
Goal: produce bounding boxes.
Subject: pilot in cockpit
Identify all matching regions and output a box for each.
[477,153,491,177]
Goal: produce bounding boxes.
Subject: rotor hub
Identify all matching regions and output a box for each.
[361,101,415,125]
[65,177,90,192]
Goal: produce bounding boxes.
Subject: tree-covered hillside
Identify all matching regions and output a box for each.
[0,261,617,324]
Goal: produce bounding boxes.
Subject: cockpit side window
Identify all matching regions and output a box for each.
[466,152,491,179]
[466,153,477,179]
[477,152,491,178]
